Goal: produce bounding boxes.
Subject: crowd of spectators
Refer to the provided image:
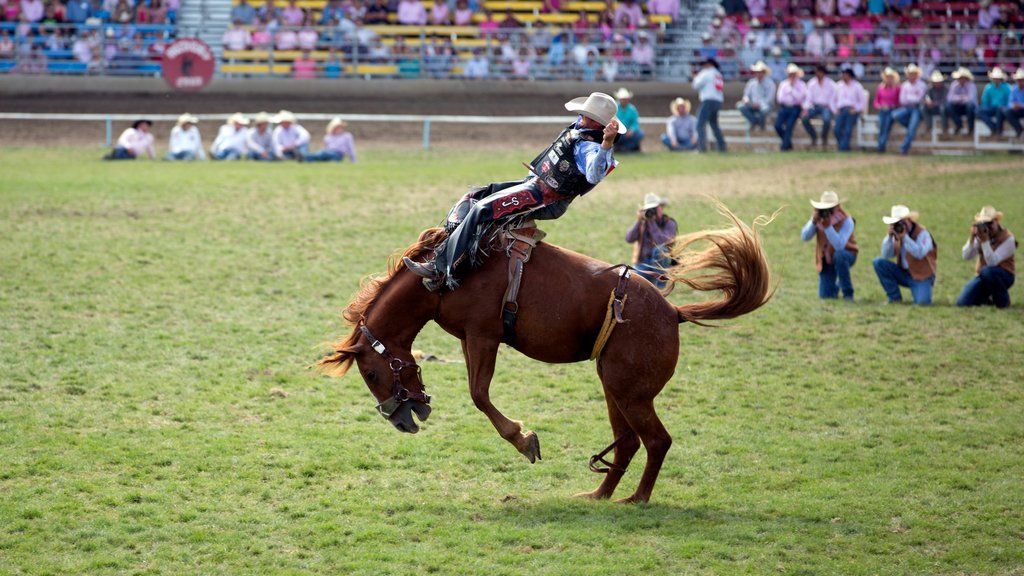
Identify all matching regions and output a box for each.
[0,0,177,73]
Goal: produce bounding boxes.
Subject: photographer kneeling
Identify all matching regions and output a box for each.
[800,191,858,300]
[872,205,937,305]
[626,193,677,289]
[957,206,1016,308]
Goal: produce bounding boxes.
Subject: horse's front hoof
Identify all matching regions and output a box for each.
[574,490,608,500]
[519,431,541,463]
[614,494,649,504]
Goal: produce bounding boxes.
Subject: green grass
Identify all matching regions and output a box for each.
[1,148,1023,575]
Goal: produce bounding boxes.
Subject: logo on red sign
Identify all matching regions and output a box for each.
[491,191,539,219]
[161,38,215,92]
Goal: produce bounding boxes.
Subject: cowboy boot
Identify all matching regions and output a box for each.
[402,257,442,292]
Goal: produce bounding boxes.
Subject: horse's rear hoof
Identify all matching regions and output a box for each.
[520,431,541,463]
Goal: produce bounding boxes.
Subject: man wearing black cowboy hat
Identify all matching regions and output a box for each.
[692,57,727,152]
[104,119,156,160]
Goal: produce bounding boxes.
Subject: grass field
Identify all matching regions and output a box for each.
[2,147,1023,575]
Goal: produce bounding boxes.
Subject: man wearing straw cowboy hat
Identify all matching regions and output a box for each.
[832,67,866,152]
[302,117,357,163]
[872,205,937,305]
[271,110,311,160]
[874,66,901,153]
[957,206,1016,308]
[800,191,858,300]
[922,70,947,136]
[738,60,776,132]
[978,67,1011,136]
[625,192,677,288]
[892,63,927,154]
[246,112,276,161]
[613,87,644,153]
[404,92,623,291]
[165,113,205,161]
[774,63,807,151]
[210,113,250,161]
[801,64,837,149]
[661,97,697,151]
[945,67,978,136]
[1005,68,1024,139]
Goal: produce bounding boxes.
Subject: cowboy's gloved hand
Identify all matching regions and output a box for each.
[602,120,618,149]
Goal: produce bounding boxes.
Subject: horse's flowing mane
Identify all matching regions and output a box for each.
[316,227,447,377]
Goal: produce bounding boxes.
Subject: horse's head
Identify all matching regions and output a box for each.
[318,324,432,434]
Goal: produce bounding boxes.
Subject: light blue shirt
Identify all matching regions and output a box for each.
[801,216,854,252]
[570,117,615,185]
[981,82,1011,109]
[1009,85,1024,108]
[880,227,933,269]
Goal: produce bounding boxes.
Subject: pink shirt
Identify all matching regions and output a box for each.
[397,0,426,24]
[282,5,304,25]
[323,131,356,161]
[899,79,927,106]
[453,7,472,25]
[832,79,866,113]
[646,0,678,19]
[293,58,316,79]
[429,1,448,24]
[777,78,808,107]
[804,75,837,109]
[20,0,43,21]
[837,0,858,17]
[297,28,318,50]
[874,84,900,109]
[276,30,297,50]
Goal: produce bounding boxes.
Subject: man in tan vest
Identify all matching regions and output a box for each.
[957,205,1016,308]
[800,191,858,300]
[872,205,937,304]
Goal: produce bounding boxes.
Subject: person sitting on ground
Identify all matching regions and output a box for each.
[613,86,644,153]
[957,205,1016,308]
[661,97,697,151]
[775,63,807,152]
[404,92,623,291]
[625,192,677,288]
[874,67,901,153]
[738,60,776,132]
[801,190,858,300]
[210,113,250,161]
[246,112,276,161]
[165,113,205,161]
[979,67,1011,136]
[271,110,310,160]
[801,64,837,149]
[1006,68,1024,139]
[104,118,156,160]
[891,63,927,155]
[872,205,937,305]
[922,70,947,135]
[945,67,978,136]
[303,117,357,162]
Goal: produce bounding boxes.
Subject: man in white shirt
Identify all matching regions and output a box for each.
[211,113,250,160]
[104,119,156,160]
[165,113,206,161]
[738,60,776,132]
[892,64,927,154]
[801,64,837,148]
[246,112,276,161]
[692,57,726,152]
[271,110,310,160]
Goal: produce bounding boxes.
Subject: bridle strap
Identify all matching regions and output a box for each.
[359,324,430,417]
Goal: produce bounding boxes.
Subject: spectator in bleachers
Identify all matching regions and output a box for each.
[71,28,98,67]
[662,97,697,151]
[464,48,489,79]
[739,33,762,70]
[104,119,155,160]
[815,0,834,17]
[511,46,533,79]
[222,20,252,51]
[110,0,133,23]
[245,112,275,161]
[141,0,169,23]
[805,19,835,59]
[957,205,1016,308]
[230,0,257,25]
[922,70,947,136]
[396,0,426,25]
[275,18,297,49]
[634,31,654,77]
[363,0,389,24]
[478,8,499,34]
[977,0,1000,30]
[257,0,281,22]
[832,67,866,152]
[765,45,787,83]
[281,0,304,25]
[746,0,766,19]
[738,60,775,131]
[65,0,88,22]
[21,0,44,21]
[873,26,893,58]
[579,49,598,81]
[802,64,836,148]
[451,0,472,25]
[318,0,343,24]
[165,114,205,161]
[297,15,317,49]
[614,87,644,152]
[210,113,250,161]
[428,0,449,25]
[647,0,678,23]
[946,67,978,136]
[322,46,343,78]
[693,57,727,152]
[293,49,316,78]
[271,110,310,160]
[979,67,1011,136]
[251,19,272,48]
[836,0,857,17]
[1006,68,1024,139]
[303,117,357,162]
[614,0,644,29]
[775,63,806,151]
[892,63,926,154]
[44,26,67,50]
[874,66,900,152]
[0,31,13,56]
[721,0,745,16]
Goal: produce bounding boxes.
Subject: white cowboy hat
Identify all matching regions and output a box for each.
[253,111,272,124]
[564,92,627,134]
[974,205,1003,223]
[750,60,771,74]
[1014,68,1024,81]
[640,192,669,210]
[228,112,250,126]
[930,70,945,83]
[988,67,1007,80]
[786,63,804,77]
[327,117,348,131]
[904,63,922,76]
[750,18,762,27]
[814,17,826,27]
[951,67,974,80]
[882,205,918,224]
[881,66,900,82]
[670,97,691,115]
[614,86,634,100]
[274,109,297,123]
[810,190,844,210]
[176,113,199,126]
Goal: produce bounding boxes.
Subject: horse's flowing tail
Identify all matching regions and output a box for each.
[665,199,778,325]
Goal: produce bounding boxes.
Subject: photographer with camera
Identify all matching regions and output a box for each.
[871,205,937,304]
[626,193,677,289]
[956,206,1016,308]
[800,191,858,300]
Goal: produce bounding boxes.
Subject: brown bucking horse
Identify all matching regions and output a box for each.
[317,201,776,503]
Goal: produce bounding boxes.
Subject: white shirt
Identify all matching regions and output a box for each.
[271,123,311,156]
[211,124,249,155]
[963,233,1016,267]
[116,127,155,158]
[693,66,724,102]
[246,126,274,157]
[168,125,206,159]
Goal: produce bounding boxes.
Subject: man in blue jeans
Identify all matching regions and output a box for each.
[801,191,858,300]
[872,205,937,304]
[692,57,727,152]
[625,193,677,288]
[957,205,1016,308]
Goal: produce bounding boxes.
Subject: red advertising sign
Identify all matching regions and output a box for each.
[161,38,215,92]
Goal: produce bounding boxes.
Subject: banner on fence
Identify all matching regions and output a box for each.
[161,38,215,92]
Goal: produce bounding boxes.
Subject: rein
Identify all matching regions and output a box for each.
[359,324,431,419]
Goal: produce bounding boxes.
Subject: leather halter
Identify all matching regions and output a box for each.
[359,324,431,419]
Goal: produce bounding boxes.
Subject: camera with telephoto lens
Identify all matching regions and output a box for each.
[892,221,905,234]
[975,221,990,235]
[645,208,656,219]
[817,208,833,220]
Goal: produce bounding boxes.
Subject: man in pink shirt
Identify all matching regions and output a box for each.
[831,67,866,151]
[303,117,357,162]
[20,0,44,22]
[892,63,927,154]
[775,63,808,151]
[802,64,837,148]
[397,0,427,25]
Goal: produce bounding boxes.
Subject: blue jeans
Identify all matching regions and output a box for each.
[877,108,895,151]
[636,245,673,289]
[164,150,198,161]
[891,106,922,154]
[212,148,242,160]
[615,129,645,152]
[774,105,801,151]
[801,105,833,144]
[739,104,769,131]
[819,249,856,299]
[106,146,136,160]
[945,102,976,133]
[835,109,859,151]
[660,134,696,151]
[247,151,276,161]
[697,100,726,152]
[978,107,1006,135]
[304,150,345,162]
[956,266,1015,308]
[1006,107,1024,136]
[872,258,933,304]
[280,144,310,160]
